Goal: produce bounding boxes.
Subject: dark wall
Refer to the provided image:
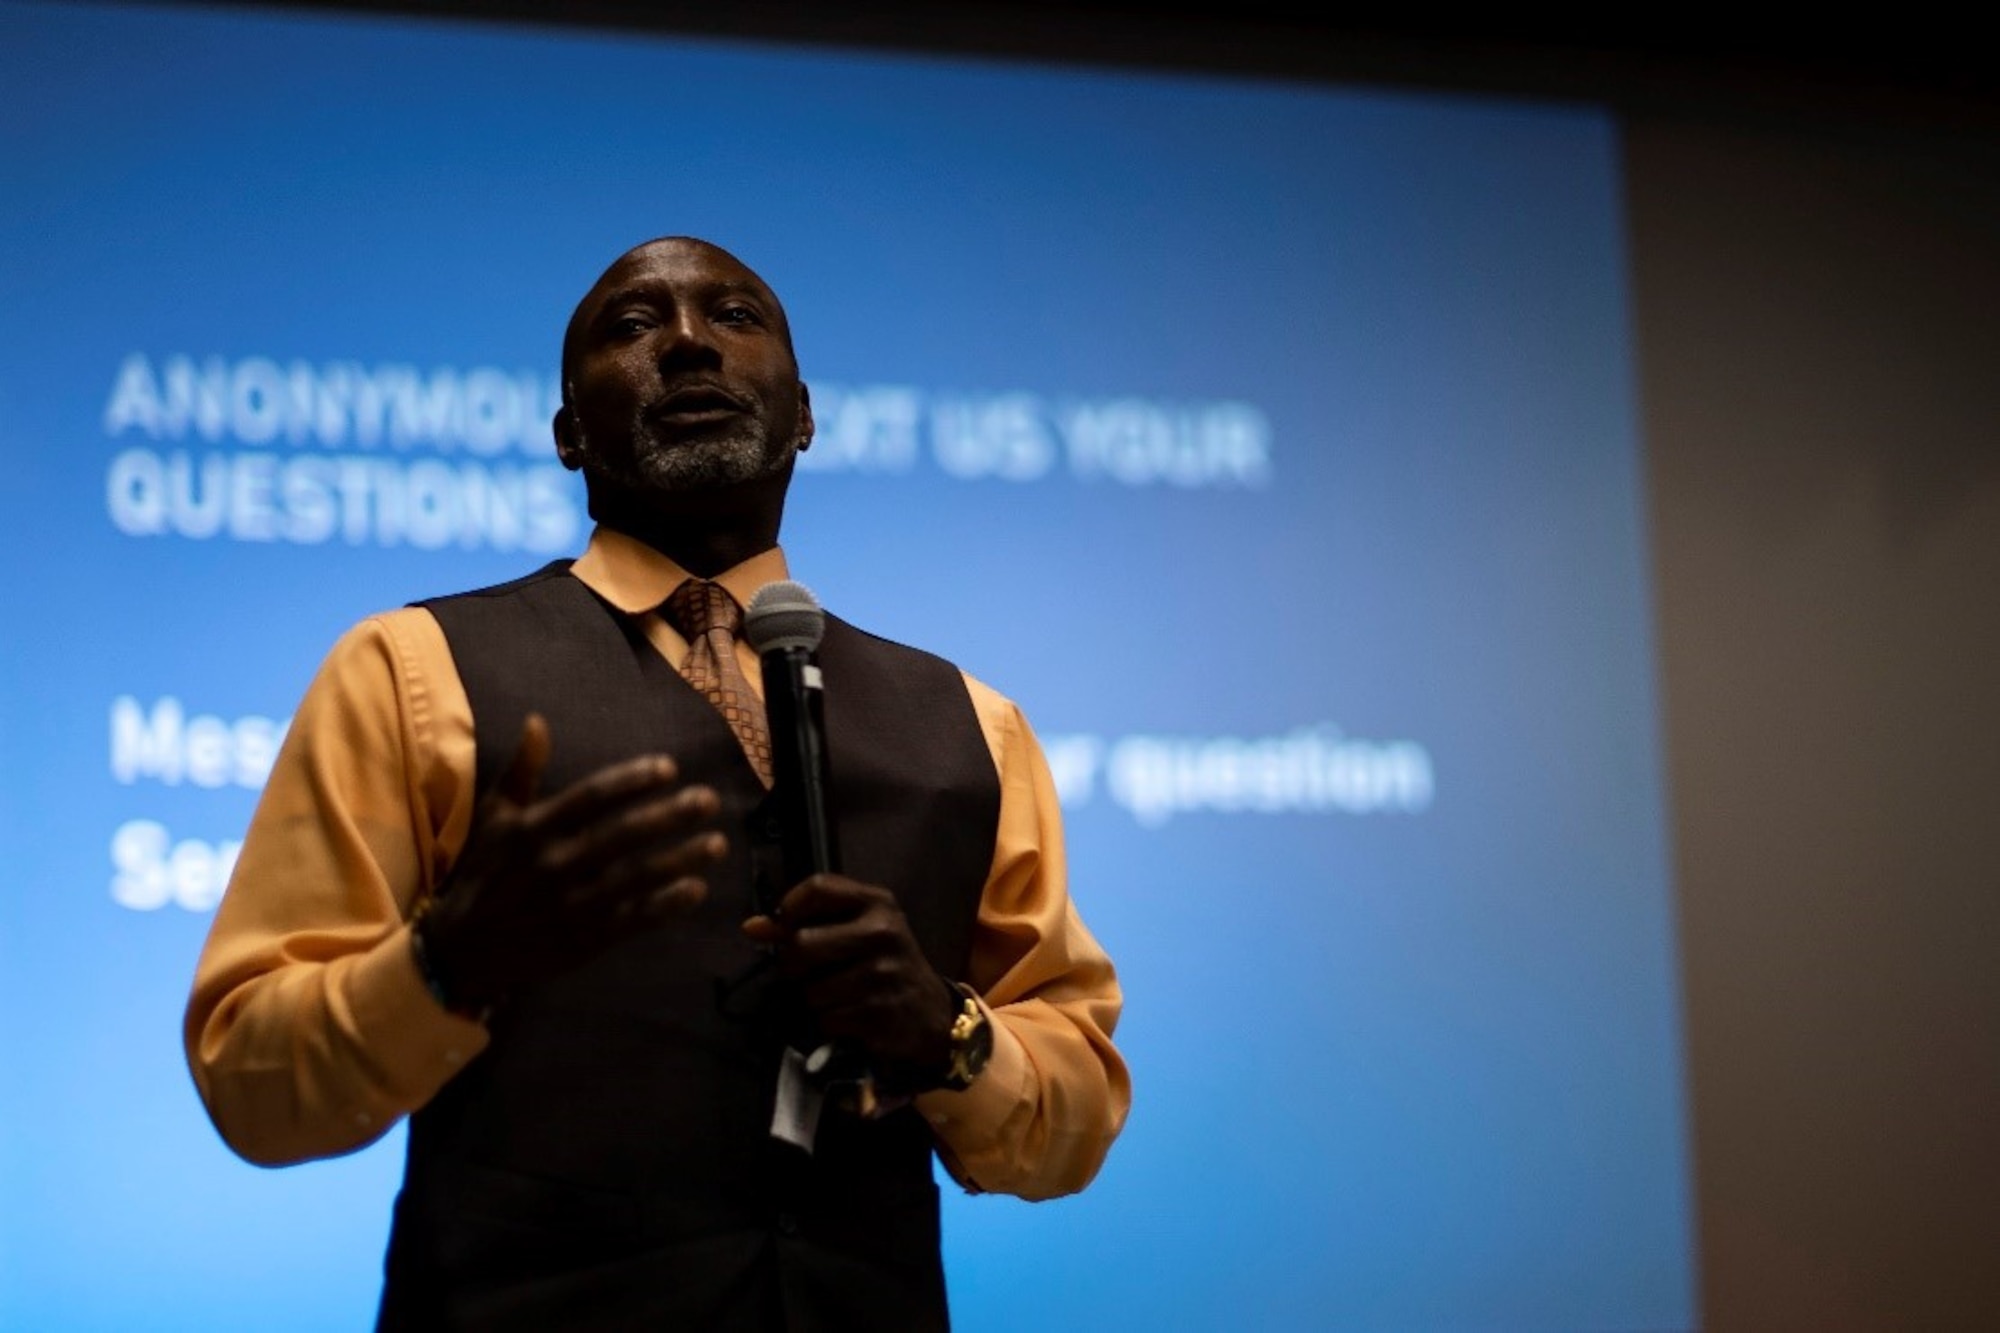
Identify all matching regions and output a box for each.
[1628,114,2000,1329]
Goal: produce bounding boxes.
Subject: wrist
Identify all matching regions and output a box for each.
[409,901,490,1023]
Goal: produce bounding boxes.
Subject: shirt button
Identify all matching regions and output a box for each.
[444,1048,463,1065]
[776,1211,800,1237]
[354,1111,373,1128]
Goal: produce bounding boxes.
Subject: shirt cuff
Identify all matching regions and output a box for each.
[913,997,1031,1186]
[343,924,493,1108]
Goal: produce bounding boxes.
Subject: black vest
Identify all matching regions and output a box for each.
[378,563,1001,1332]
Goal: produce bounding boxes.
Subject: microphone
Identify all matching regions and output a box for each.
[744,580,876,1122]
[744,580,841,908]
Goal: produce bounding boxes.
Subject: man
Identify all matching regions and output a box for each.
[184,236,1129,1330]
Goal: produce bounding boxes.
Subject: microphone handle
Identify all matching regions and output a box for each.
[756,644,868,1088]
[759,644,873,1102]
[760,644,841,903]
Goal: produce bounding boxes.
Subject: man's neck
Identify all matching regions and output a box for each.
[588,477,787,578]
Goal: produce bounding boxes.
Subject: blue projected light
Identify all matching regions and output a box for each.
[0,1,1692,1329]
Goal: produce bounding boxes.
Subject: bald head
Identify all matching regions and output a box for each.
[561,236,796,398]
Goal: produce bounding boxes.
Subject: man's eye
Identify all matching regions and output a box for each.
[715,305,761,326]
[608,313,653,336]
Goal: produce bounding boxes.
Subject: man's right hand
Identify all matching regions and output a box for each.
[413,712,725,1015]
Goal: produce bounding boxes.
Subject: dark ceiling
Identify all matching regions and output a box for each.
[141,0,2000,130]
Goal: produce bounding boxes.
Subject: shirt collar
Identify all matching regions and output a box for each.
[569,524,792,616]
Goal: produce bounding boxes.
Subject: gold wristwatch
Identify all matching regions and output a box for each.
[942,982,994,1091]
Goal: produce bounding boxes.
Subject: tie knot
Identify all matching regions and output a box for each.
[663,579,742,641]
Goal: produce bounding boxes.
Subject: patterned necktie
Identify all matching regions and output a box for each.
[661,579,774,788]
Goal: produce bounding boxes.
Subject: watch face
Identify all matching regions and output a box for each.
[948,993,994,1088]
[966,1012,993,1072]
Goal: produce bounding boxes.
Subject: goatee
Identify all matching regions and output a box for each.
[582,418,797,493]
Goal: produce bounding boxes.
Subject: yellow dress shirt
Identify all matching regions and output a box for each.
[184,527,1128,1202]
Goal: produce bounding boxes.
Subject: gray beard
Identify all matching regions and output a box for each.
[582,417,795,493]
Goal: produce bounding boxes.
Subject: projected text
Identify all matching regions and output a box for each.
[805,382,1273,488]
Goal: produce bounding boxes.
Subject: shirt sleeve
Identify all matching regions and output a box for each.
[916,683,1131,1201]
[182,609,488,1167]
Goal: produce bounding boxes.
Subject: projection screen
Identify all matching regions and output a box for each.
[0,2,1694,1327]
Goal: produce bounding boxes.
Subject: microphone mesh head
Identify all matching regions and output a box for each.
[744,580,826,653]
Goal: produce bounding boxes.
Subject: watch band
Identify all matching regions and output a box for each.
[408,895,491,1024]
[941,981,993,1092]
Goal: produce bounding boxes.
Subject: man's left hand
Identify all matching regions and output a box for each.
[743,874,959,1094]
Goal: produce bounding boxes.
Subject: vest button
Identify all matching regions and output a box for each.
[776,1210,800,1236]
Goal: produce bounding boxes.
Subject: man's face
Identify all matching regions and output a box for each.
[557,238,812,495]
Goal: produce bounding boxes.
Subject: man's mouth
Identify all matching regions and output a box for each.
[653,384,746,420]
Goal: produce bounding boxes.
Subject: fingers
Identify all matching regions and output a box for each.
[522,786,727,941]
[573,827,729,912]
[513,840,722,964]
[785,915,899,978]
[767,873,887,926]
[541,784,723,884]
[737,874,952,1082]
[615,875,710,924]
[528,753,688,839]
[497,713,552,807]
[433,729,731,1004]
[799,954,918,1017]
[747,876,918,989]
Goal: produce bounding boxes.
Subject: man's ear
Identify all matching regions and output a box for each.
[795,383,815,452]
[553,405,583,471]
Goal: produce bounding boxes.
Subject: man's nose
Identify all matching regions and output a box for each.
[658,309,722,370]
